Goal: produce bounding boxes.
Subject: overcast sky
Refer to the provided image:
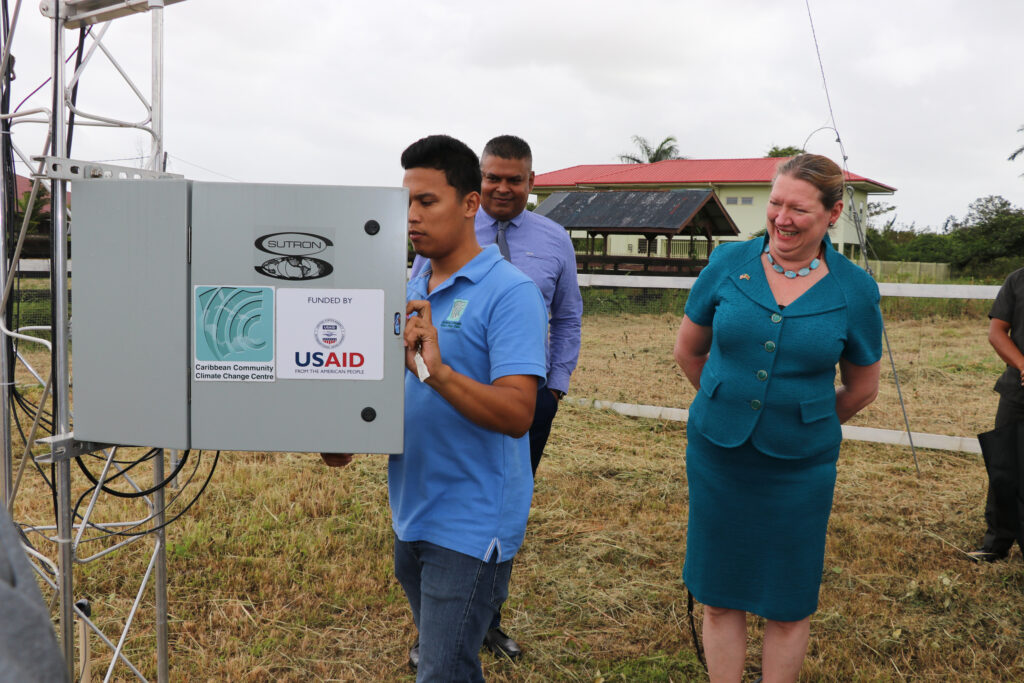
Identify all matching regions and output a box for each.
[9,0,1024,230]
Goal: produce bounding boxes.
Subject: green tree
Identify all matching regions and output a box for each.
[867,202,896,227]
[865,228,899,260]
[898,231,953,263]
[766,145,804,158]
[1010,124,1024,174]
[861,203,905,260]
[15,185,52,235]
[618,135,684,163]
[943,196,1024,273]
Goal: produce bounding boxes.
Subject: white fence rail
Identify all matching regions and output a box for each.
[572,274,997,454]
[578,274,1000,300]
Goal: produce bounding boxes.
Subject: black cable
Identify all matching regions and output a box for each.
[72,450,220,540]
[83,449,164,466]
[9,392,58,515]
[1,0,18,382]
[12,386,54,432]
[13,42,84,114]
[75,448,190,498]
[686,588,707,672]
[65,27,88,157]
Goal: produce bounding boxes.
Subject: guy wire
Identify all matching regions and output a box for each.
[805,0,920,474]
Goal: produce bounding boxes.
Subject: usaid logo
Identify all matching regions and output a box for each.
[314,319,345,349]
[255,232,333,257]
[255,231,334,281]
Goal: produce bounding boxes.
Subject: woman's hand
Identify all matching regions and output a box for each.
[835,359,881,423]
[673,315,712,390]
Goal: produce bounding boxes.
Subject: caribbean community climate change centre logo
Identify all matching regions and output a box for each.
[254,231,334,281]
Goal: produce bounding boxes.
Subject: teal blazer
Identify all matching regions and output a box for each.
[685,235,882,459]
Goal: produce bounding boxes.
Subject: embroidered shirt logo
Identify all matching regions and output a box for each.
[448,299,468,321]
[442,299,469,329]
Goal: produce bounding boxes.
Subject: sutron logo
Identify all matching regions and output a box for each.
[255,232,333,257]
[255,231,334,281]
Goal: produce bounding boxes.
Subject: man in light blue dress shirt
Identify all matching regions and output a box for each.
[414,134,583,659]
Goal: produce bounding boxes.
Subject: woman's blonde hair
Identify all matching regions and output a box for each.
[774,154,845,210]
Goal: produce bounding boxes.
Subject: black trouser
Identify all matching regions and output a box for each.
[979,396,1024,554]
[489,386,561,632]
[528,386,561,475]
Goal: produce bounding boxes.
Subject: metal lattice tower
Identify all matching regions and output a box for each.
[2,1,187,680]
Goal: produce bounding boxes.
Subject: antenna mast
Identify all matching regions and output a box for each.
[3,1,186,680]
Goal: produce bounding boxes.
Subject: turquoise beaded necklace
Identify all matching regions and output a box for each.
[763,243,821,279]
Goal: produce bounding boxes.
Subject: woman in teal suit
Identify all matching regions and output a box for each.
[673,154,882,682]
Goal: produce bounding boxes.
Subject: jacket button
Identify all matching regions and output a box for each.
[771,313,782,323]
[764,341,776,352]
[756,370,768,381]
[750,399,762,410]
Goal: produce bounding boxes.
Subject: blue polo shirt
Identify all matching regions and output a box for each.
[389,245,548,562]
[411,209,583,395]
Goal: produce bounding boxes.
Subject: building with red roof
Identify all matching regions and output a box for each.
[534,157,895,258]
[13,173,59,213]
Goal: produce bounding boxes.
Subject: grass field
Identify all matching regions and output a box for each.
[9,308,1024,681]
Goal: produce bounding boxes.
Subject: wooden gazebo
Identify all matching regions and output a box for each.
[534,189,740,275]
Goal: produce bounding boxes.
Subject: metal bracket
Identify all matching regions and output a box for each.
[34,156,183,181]
[35,432,113,464]
[40,0,187,29]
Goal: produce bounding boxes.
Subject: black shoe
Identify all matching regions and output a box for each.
[966,548,1009,563]
[483,628,522,660]
[408,640,419,670]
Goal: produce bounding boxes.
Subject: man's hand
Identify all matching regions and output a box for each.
[320,453,354,468]
[405,300,447,381]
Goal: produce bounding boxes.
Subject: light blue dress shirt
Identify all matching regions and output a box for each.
[411,209,583,394]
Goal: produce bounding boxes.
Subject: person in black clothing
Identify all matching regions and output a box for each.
[970,267,1024,562]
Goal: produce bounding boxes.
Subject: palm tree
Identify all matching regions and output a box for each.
[13,185,55,258]
[618,135,685,163]
[766,145,805,158]
[1010,125,1024,168]
[16,185,53,234]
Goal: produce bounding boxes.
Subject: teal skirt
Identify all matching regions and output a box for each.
[683,427,840,622]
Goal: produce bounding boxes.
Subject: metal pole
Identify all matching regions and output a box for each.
[50,5,75,676]
[149,0,164,171]
[0,0,17,510]
[151,9,170,680]
[0,173,9,508]
[167,449,179,489]
[153,449,169,683]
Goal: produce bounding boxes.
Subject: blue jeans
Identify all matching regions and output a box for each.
[394,538,512,682]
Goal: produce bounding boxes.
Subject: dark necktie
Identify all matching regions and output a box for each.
[495,221,511,262]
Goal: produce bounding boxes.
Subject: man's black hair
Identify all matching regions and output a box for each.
[400,134,481,198]
[482,135,533,164]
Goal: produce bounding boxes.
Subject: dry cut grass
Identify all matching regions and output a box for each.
[573,313,1001,437]
[7,311,1023,681]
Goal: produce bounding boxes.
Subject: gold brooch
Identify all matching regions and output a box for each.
[739,273,750,280]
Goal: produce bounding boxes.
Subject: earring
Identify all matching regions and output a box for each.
[828,222,835,228]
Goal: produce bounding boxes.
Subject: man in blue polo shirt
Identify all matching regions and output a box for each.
[413,134,583,659]
[324,134,547,681]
